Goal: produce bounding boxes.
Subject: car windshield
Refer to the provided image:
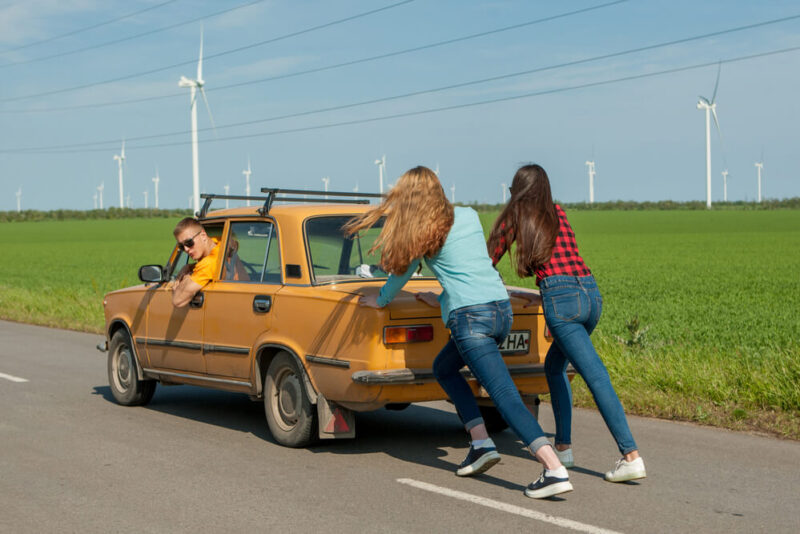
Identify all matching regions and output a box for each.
[305,216,435,283]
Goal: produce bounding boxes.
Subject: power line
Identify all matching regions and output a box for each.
[0,0,628,114]
[8,45,799,155]
[6,13,799,152]
[0,0,179,55]
[0,0,417,104]
[0,0,269,69]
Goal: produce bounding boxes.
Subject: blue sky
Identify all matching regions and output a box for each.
[1,0,798,210]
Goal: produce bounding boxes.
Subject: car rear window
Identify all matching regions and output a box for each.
[305,216,434,284]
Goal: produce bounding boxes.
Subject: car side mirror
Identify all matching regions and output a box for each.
[138,264,165,283]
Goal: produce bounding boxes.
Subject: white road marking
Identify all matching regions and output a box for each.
[397,478,622,534]
[0,372,29,383]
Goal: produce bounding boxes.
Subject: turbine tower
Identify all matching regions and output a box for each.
[755,161,763,203]
[152,169,160,210]
[696,64,723,209]
[113,141,125,208]
[374,155,386,194]
[223,184,230,209]
[97,182,104,209]
[450,183,455,204]
[501,182,507,203]
[179,29,216,215]
[143,190,148,209]
[321,176,330,199]
[16,187,21,212]
[721,170,729,202]
[585,160,596,204]
[93,192,98,210]
[243,159,252,206]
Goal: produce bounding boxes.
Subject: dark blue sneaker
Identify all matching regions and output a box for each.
[456,445,501,477]
[524,469,573,499]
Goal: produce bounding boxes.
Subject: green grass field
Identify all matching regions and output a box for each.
[3,211,799,438]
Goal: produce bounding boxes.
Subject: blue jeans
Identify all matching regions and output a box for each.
[433,300,551,453]
[540,275,638,455]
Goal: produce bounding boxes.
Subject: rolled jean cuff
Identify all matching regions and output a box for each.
[464,417,484,431]
[528,436,552,454]
[621,445,638,455]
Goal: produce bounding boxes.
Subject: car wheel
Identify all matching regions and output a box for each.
[479,405,509,433]
[264,352,317,447]
[108,330,156,406]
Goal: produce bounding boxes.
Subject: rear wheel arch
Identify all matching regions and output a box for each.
[107,319,146,381]
[255,344,318,404]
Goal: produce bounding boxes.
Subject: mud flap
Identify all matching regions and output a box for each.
[317,394,356,440]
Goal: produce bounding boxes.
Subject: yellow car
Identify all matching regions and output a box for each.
[101,189,560,447]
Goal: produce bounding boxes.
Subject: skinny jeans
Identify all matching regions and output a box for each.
[540,275,638,455]
[433,300,551,453]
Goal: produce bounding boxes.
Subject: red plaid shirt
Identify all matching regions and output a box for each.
[491,204,591,285]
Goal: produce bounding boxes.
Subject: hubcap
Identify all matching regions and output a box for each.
[114,347,133,391]
[275,369,301,427]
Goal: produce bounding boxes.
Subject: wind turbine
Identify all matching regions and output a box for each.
[179,29,216,215]
[721,170,729,202]
[585,160,596,204]
[353,182,359,193]
[16,187,21,212]
[450,183,455,204]
[242,158,252,206]
[501,182,507,203]
[434,163,440,177]
[93,192,98,210]
[113,141,125,208]
[223,184,230,209]
[97,182,104,210]
[755,161,763,203]
[143,190,148,209]
[152,168,160,210]
[696,63,723,209]
[374,155,386,194]
[321,176,330,199]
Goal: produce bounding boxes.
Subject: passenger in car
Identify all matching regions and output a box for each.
[488,164,646,484]
[345,166,572,499]
[170,217,220,307]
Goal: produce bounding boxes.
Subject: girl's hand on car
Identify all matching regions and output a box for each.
[414,292,439,307]
[510,290,542,308]
[358,294,381,308]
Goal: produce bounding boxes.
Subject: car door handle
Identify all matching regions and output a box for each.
[253,295,271,313]
[190,292,205,309]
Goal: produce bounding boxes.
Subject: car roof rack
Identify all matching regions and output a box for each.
[198,189,383,218]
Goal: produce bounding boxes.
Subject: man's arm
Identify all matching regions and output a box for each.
[171,265,202,307]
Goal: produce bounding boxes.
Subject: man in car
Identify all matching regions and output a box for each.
[170,217,220,307]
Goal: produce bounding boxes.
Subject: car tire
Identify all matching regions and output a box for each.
[108,330,156,406]
[479,405,510,433]
[264,352,317,448]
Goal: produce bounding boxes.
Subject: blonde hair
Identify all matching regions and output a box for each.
[343,166,454,275]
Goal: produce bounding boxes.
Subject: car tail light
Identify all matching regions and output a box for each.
[383,325,434,344]
[544,326,553,340]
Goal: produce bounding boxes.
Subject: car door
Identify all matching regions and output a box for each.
[201,220,281,380]
[144,223,224,374]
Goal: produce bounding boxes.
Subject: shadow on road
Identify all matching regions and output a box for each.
[92,384,569,490]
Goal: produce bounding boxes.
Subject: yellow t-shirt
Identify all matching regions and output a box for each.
[190,238,220,287]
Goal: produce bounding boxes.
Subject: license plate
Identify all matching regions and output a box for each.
[498,330,531,355]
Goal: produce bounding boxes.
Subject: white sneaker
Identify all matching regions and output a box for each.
[555,447,574,468]
[604,457,646,482]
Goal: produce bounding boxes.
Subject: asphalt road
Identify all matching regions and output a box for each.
[1,320,799,533]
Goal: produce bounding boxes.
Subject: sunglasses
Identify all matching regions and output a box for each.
[178,230,203,251]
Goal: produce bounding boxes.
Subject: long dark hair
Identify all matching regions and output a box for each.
[487,164,558,276]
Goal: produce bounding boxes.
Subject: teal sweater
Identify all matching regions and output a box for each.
[376,207,509,322]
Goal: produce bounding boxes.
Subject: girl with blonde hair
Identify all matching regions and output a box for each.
[345,166,572,499]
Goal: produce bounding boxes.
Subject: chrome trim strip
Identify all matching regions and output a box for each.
[306,355,351,368]
[142,368,252,387]
[203,344,250,355]
[352,364,575,385]
[142,338,202,351]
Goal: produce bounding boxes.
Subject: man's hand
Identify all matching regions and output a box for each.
[414,291,439,308]
[358,294,381,308]
[509,290,542,308]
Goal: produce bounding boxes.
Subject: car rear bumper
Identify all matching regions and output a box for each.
[351,364,575,385]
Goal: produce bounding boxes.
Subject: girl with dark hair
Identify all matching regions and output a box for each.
[346,165,573,499]
[488,164,646,483]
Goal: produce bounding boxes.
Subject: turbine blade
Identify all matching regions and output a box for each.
[199,87,218,138]
[711,106,728,169]
[711,61,721,104]
[197,28,204,81]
